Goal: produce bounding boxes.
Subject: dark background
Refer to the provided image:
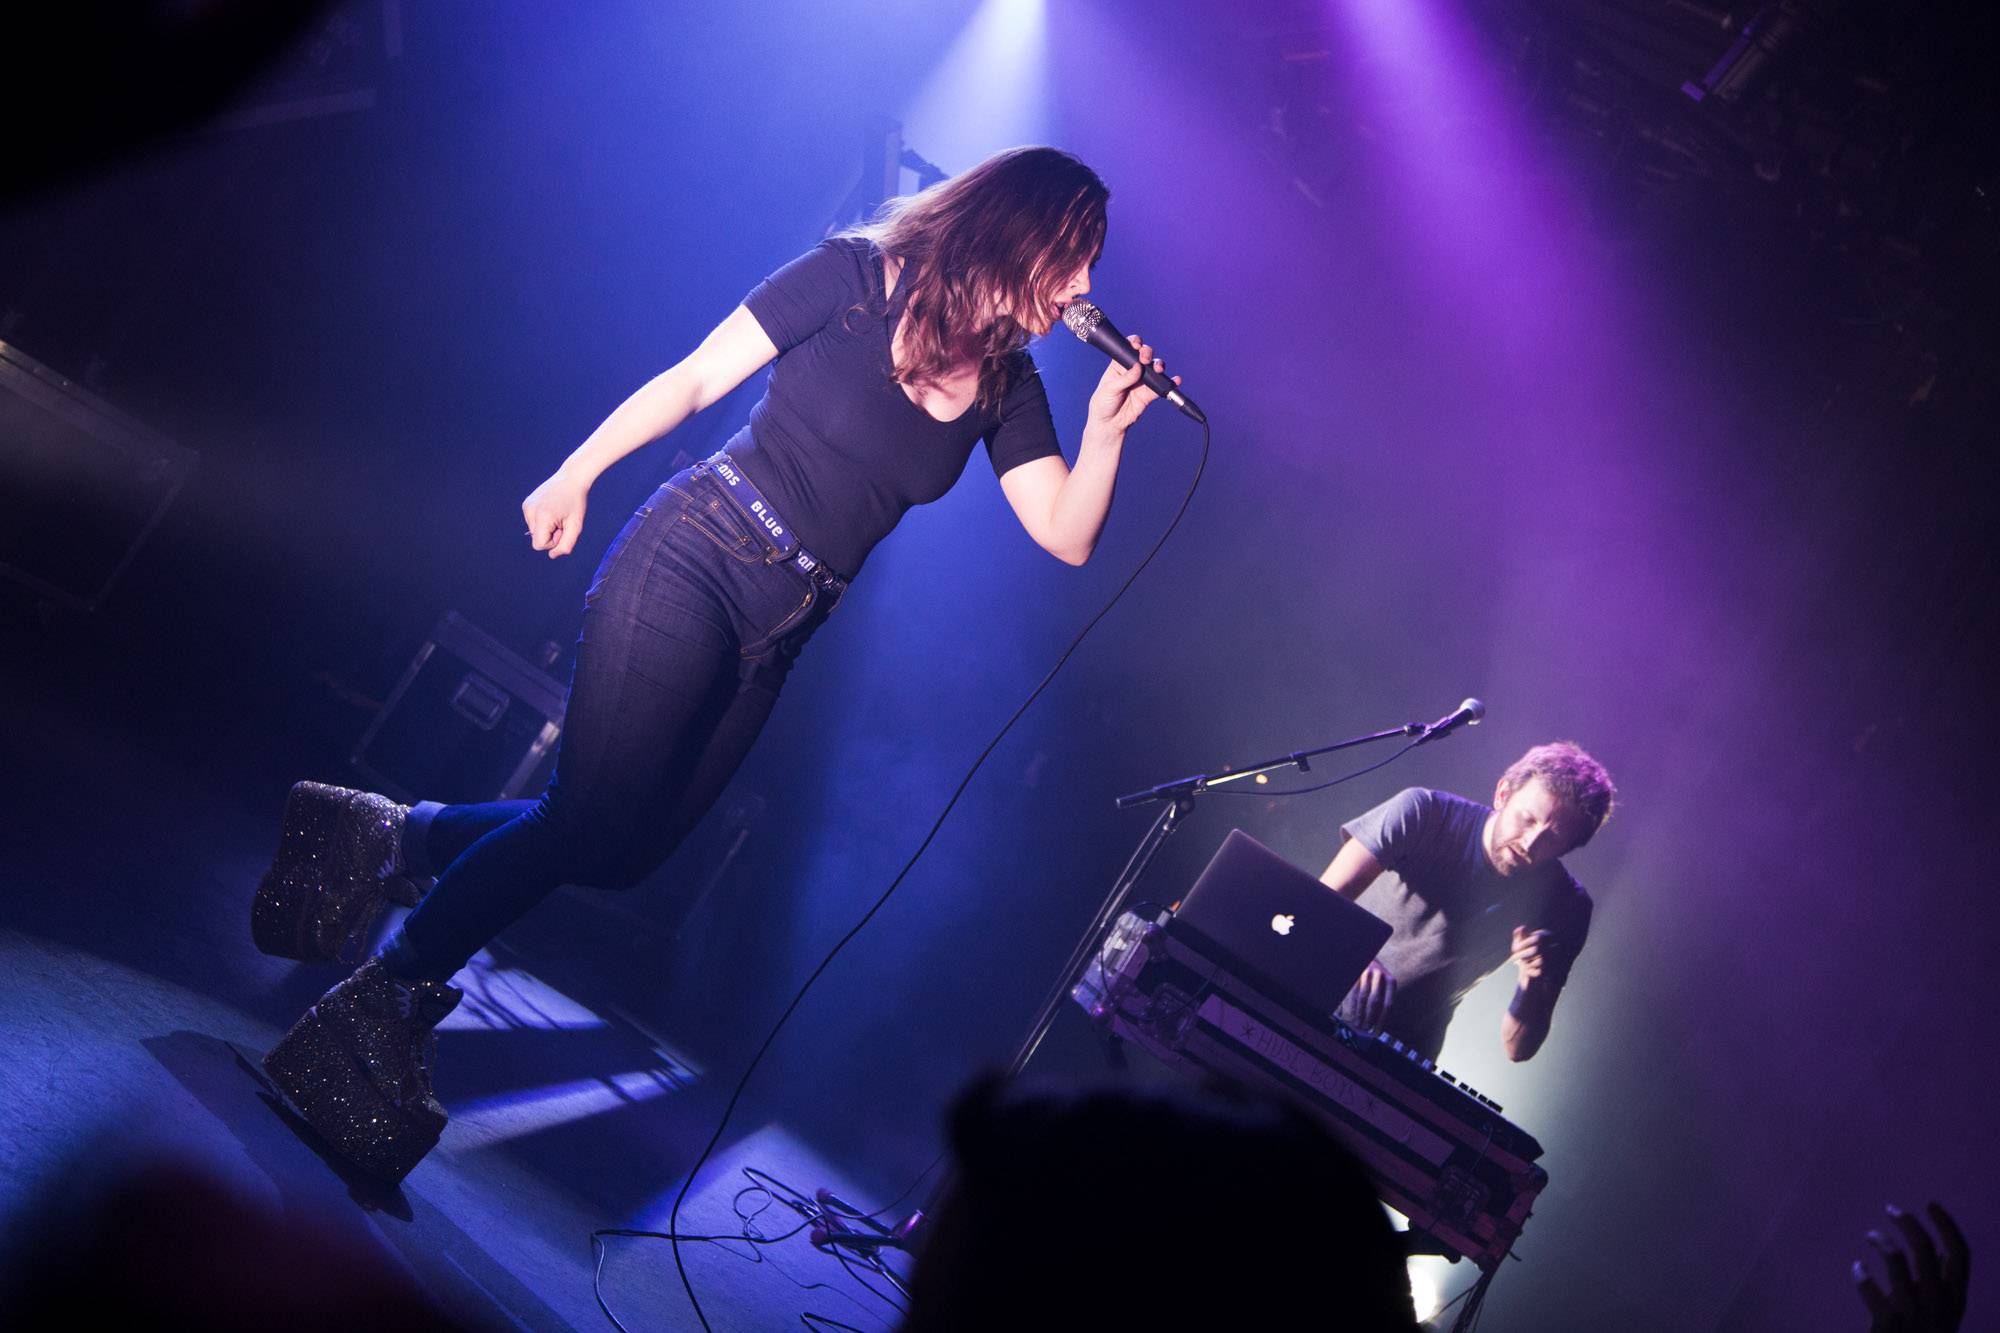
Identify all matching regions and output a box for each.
[3,1,1994,1327]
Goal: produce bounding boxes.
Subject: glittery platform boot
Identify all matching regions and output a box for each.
[252,781,434,963]
[262,956,462,1182]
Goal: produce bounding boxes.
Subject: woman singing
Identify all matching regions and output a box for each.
[252,146,1181,1181]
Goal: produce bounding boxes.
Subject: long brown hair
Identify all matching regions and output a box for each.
[843,146,1109,412]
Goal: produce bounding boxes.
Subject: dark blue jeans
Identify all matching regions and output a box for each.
[380,460,845,982]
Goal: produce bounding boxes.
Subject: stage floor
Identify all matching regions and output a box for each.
[0,640,910,1333]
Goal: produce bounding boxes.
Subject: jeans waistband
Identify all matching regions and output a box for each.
[693,452,848,588]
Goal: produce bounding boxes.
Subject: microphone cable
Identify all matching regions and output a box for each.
[664,415,1213,1331]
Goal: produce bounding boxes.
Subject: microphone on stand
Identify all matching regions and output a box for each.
[1060,299,1206,424]
[1417,698,1485,744]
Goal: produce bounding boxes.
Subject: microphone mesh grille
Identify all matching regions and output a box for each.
[1061,299,1102,341]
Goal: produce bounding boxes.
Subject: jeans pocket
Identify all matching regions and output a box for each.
[678,485,767,565]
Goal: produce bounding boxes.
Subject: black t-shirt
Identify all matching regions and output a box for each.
[729,237,1064,578]
[1335,787,1593,1061]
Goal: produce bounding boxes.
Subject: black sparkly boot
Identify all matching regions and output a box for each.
[252,781,434,963]
[262,956,462,1183]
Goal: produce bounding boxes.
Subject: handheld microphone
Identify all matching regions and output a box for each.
[1060,299,1206,424]
[1420,698,1485,743]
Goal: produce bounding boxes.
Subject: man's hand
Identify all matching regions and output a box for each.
[1854,1201,1970,1332]
[1509,926,1551,982]
[1501,926,1560,1061]
[1346,959,1397,1031]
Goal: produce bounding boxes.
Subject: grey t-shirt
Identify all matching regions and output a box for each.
[1333,787,1592,1061]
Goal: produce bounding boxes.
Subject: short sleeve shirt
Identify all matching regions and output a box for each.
[1333,787,1592,1061]
[728,237,1063,578]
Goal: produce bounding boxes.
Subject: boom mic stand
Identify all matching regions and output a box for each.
[1007,706,1477,1076]
[810,702,1482,1283]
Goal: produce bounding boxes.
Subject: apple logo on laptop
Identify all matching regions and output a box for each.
[1270,913,1295,936]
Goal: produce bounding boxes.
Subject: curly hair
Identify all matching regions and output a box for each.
[840,145,1109,412]
[1498,741,1617,846]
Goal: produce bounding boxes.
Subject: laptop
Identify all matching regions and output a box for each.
[1164,828,1393,1028]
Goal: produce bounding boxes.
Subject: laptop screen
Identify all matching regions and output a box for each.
[1166,829,1392,1026]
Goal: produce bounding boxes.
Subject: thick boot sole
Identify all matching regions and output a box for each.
[262,1008,444,1184]
[251,782,390,963]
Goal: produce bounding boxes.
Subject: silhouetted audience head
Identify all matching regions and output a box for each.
[900,1074,1417,1330]
[0,1153,480,1331]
